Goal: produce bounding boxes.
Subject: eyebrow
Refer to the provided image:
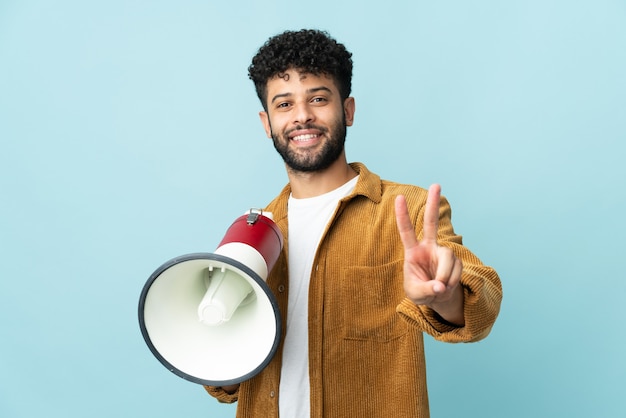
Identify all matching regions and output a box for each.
[270,86,333,104]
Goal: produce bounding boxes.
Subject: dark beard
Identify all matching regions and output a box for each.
[270,116,347,173]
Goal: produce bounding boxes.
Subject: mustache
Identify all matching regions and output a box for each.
[284,124,328,136]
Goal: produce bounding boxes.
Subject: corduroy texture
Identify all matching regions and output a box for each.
[205,163,503,417]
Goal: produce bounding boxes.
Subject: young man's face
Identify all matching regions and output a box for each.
[259,69,355,173]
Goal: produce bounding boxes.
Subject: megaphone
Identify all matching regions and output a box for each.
[138,209,283,386]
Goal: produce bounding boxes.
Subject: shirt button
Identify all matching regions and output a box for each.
[278,284,285,293]
[270,390,275,398]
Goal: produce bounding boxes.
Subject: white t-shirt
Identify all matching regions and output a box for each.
[279,176,359,417]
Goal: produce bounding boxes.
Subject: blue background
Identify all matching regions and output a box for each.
[1,1,625,417]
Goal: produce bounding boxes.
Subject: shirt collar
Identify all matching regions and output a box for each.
[268,162,381,222]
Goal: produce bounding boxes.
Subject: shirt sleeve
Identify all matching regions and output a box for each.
[203,385,239,404]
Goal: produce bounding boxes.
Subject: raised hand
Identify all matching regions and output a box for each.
[394,184,465,325]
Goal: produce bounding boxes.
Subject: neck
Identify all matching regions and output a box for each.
[287,156,357,199]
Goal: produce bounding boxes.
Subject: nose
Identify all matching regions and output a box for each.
[293,103,314,125]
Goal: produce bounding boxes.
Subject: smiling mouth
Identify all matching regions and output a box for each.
[291,133,320,142]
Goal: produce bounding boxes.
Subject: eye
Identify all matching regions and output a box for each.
[311,97,327,104]
[276,102,291,110]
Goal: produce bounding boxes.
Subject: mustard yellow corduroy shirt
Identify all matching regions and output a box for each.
[205,162,502,417]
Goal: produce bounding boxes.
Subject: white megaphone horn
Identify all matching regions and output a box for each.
[138,209,283,386]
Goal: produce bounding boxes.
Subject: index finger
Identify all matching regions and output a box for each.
[422,184,441,244]
[395,194,419,249]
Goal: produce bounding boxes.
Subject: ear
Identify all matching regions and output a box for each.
[259,111,272,138]
[343,97,355,127]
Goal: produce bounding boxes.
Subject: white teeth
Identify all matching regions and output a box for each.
[292,134,317,142]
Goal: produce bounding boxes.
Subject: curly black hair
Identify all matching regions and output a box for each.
[248,29,353,109]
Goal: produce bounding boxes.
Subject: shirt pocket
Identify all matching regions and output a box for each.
[340,260,408,342]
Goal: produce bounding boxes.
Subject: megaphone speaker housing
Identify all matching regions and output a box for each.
[138,211,283,386]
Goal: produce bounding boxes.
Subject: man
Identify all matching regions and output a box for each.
[205,29,502,417]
